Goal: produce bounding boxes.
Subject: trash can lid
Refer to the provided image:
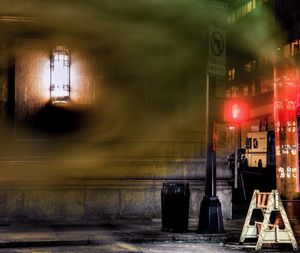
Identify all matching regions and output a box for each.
[162,182,189,187]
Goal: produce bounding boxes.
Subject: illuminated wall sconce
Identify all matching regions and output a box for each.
[50,45,70,103]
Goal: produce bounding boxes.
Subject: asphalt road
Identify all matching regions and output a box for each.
[0,242,295,253]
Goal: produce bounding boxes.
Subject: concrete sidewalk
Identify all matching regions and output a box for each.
[0,219,244,249]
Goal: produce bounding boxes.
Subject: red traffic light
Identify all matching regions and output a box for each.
[224,99,249,123]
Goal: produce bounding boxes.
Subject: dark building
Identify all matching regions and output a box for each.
[226,0,300,200]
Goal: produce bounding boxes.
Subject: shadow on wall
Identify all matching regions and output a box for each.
[32,102,91,134]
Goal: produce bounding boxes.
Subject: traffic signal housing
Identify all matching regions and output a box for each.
[224,99,250,123]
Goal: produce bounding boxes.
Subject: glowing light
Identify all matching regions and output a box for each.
[232,104,240,118]
[224,99,249,123]
[273,66,299,197]
[50,45,70,103]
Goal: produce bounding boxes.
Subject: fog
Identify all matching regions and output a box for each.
[0,0,284,179]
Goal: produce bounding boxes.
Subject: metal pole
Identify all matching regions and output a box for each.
[234,123,238,189]
[205,74,215,197]
[198,74,224,233]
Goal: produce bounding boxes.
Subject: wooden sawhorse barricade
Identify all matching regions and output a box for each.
[239,190,298,250]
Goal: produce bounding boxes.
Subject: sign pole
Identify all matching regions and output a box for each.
[198,26,225,233]
[198,74,224,233]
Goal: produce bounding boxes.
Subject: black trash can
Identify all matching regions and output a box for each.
[161,182,190,232]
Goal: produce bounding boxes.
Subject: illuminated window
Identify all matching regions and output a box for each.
[226,90,231,98]
[291,40,300,56]
[284,44,290,58]
[283,40,300,58]
[244,63,251,72]
[261,79,273,93]
[241,4,247,16]
[231,13,236,23]
[236,6,242,19]
[231,87,239,97]
[251,82,256,96]
[226,87,239,98]
[244,86,249,96]
[244,60,255,73]
[246,1,252,13]
[228,1,256,23]
[259,55,269,67]
[228,68,236,81]
[50,45,70,103]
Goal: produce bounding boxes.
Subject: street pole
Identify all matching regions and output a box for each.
[234,123,239,189]
[198,74,224,233]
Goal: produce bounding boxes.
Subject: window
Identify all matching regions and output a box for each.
[259,55,269,67]
[226,86,239,98]
[244,62,252,72]
[246,1,252,13]
[261,79,273,93]
[291,40,300,56]
[253,138,258,148]
[246,138,252,149]
[228,68,236,81]
[244,86,249,96]
[226,90,231,98]
[244,60,256,73]
[284,44,290,58]
[283,40,300,58]
[251,82,256,96]
[241,4,247,16]
[236,6,242,20]
[231,87,239,97]
[228,1,257,23]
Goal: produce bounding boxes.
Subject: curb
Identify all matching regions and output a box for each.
[0,234,232,249]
